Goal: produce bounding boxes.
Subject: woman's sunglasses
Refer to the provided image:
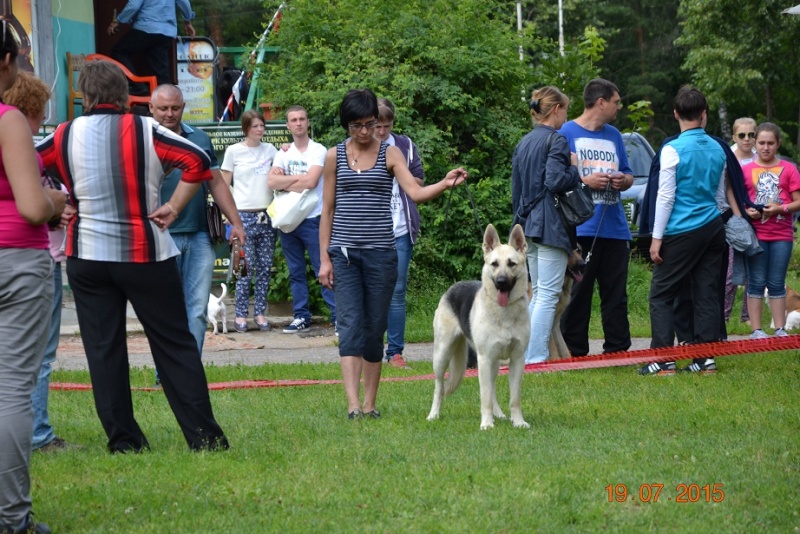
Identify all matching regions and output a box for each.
[737,132,756,140]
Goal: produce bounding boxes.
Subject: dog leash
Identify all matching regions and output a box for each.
[227,238,247,285]
[442,178,484,238]
[583,185,611,265]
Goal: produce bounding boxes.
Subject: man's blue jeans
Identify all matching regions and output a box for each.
[31,263,61,450]
[386,233,413,359]
[172,232,216,354]
[280,216,335,323]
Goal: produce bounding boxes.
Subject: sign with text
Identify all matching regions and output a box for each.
[177,37,217,123]
[195,123,291,161]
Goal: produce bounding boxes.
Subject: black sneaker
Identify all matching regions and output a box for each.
[0,513,51,534]
[681,358,717,374]
[283,317,309,333]
[639,361,677,375]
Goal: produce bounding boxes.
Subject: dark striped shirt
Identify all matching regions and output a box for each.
[37,111,211,263]
[331,141,395,249]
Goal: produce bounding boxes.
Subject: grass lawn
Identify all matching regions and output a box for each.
[34,248,800,532]
[39,351,799,532]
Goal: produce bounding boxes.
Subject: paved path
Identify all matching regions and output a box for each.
[55,296,657,371]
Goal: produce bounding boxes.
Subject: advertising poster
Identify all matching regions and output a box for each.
[2,0,34,71]
[177,37,216,123]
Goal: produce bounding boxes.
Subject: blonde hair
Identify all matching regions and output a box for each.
[529,86,568,123]
[732,117,756,133]
[3,71,50,120]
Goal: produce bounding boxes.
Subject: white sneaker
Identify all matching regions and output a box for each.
[774,327,789,337]
[750,329,769,340]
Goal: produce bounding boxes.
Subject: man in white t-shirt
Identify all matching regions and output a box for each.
[269,106,335,332]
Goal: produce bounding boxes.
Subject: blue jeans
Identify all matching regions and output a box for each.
[31,264,61,450]
[524,240,568,363]
[280,216,335,323]
[329,247,397,363]
[746,239,793,298]
[172,232,216,354]
[386,233,413,359]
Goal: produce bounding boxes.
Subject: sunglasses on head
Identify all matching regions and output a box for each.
[737,132,756,140]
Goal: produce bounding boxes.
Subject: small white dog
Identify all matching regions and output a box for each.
[785,310,800,331]
[207,283,228,335]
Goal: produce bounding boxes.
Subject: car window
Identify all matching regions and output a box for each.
[623,134,655,182]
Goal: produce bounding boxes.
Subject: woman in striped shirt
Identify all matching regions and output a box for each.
[319,89,467,419]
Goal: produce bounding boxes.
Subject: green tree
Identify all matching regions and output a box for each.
[677,0,800,152]
[192,0,268,67]
[260,0,529,279]
[518,0,682,147]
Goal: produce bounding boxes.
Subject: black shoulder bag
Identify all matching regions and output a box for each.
[515,132,595,227]
[204,184,227,244]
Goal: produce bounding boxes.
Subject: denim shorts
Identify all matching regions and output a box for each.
[329,246,398,362]
[746,239,793,298]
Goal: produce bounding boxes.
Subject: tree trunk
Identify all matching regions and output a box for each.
[208,10,227,68]
[765,83,774,120]
[718,101,731,143]
[796,102,800,151]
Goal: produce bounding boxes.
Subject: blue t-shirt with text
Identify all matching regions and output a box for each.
[558,121,633,240]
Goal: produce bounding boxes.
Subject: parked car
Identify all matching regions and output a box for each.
[619,132,655,229]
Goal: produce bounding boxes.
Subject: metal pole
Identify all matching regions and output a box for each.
[517,2,523,62]
[558,0,564,56]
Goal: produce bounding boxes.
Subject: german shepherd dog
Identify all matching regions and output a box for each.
[427,224,530,430]
[548,246,586,360]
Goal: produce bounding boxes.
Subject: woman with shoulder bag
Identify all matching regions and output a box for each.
[511,86,581,363]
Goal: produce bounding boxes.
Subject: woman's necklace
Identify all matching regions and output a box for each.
[348,141,373,174]
[245,142,263,163]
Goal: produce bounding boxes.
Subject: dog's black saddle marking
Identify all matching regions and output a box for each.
[444,281,481,342]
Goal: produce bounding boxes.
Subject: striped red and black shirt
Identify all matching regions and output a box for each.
[37,110,212,263]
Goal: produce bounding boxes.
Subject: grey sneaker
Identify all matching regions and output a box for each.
[283,317,309,333]
[775,327,789,337]
[750,329,769,339]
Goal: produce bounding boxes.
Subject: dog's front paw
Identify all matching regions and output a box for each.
[480,419,495,430]
[426,412,440,422]
[512,419,530,429]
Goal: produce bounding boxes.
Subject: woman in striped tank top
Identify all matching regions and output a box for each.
[319,89,467,419]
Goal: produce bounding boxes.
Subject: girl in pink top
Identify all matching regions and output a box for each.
[742,122,800,338]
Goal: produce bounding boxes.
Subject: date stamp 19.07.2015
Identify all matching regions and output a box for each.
[605,484,725,503]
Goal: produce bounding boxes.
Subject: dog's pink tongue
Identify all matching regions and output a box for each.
[498,290,509,307]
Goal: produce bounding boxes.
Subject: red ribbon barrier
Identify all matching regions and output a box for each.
[50,335,800,391]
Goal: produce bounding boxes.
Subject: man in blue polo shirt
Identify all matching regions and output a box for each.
[151,84,244,366]
[640,87,727,375]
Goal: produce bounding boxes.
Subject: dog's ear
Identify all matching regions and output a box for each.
[483,224,500,254]
[509,224,527,254]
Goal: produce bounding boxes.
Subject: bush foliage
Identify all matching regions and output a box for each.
[259,1,645,296]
